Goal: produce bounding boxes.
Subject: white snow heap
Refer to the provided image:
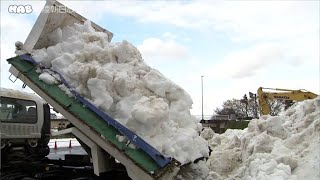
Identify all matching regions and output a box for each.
[32,21,209,164]
[203,97,320,180]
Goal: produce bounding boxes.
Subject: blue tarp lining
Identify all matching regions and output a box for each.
[19,54,171,168]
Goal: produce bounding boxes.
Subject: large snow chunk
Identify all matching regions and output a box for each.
[127,96,169,137]
[32,21,209,164]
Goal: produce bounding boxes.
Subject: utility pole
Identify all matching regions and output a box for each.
[249,92,258,118]
[201,76,204,120]
[240,94,248,117]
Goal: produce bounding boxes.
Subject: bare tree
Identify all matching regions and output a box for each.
[214,97,285,118]
[268,99,286,116]
[213,98,254,118]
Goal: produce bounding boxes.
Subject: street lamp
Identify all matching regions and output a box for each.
[201,76,204,120]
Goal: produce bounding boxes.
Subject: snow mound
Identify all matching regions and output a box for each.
[31,21,209,164]
[203,97,320,180]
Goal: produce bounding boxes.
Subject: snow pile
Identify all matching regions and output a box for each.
[202,97,320,180]
[31,21,208,164]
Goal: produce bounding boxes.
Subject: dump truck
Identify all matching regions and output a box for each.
[2,0,190,179]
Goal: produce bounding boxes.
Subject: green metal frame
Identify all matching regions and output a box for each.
[7,56,160,173]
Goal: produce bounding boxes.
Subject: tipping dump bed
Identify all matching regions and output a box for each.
[7,55,179,179]
[6,1,180,178]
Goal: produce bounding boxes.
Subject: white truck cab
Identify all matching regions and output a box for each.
[0,88,51,162]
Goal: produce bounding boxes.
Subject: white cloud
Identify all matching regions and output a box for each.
[162,32,177,40]
[207,37,319,79]
[208,43,284,79]
[56,1,319,72]
[62,1,319,42]
[137,37,188,61]
[0,1,37,89]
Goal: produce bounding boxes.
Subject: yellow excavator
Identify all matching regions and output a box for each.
[257,87,318,115]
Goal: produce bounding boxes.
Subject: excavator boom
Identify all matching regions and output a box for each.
[257,87,318,115]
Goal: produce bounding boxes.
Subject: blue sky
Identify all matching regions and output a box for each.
[1,0,319,117]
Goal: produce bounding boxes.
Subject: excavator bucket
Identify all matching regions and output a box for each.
[22,0,113,53]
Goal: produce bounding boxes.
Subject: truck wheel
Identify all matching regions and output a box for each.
[1,140,7,149]
[1,146,9,164]
[37,145,50,157]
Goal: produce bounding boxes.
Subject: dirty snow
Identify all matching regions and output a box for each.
[194,97,319,180]
[31,21,208,164]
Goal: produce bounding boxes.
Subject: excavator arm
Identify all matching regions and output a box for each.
[257,87,318,115]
